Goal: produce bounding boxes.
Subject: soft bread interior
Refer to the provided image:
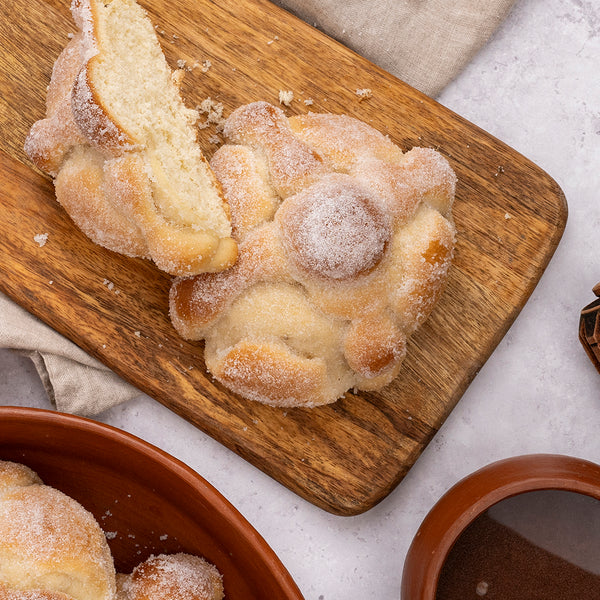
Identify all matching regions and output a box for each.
[89,0,231,237]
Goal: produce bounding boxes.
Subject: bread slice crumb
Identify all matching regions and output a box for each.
[278,90,294,106]
[355,88,372,101]
[34,233,49,247]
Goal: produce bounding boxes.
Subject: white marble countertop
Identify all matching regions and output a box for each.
[2,1,599,598]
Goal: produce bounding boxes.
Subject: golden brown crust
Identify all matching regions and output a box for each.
[0,462,43,493]
[223,101,327,198]
[71,59,137,155]
[54,147,149,257]
[208,340,330,408]
[275,173,393,281]
[103,154,237,275]
[24,36,88,176]
[69,0,137,154]
[170,101,457,407]
[343,313,407,379]
[209,144,279,240]
[169,223,288,338]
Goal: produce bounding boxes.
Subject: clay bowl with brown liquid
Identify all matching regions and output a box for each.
[402,454,600,600]
[0,406,304,600]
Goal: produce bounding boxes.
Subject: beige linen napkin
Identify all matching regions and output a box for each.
[271,0,516,97]
[1,0,516,416]
[0,293,140,416]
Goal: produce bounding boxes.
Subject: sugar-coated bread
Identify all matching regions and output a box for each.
[116,554,224,600]
[24,0,237,276]
[0,461,116,600]
[170,101,457,407]
[0,462,226,600]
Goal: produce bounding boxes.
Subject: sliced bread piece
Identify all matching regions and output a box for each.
[25,0,237,276]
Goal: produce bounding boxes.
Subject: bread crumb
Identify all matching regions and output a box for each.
[104,531,117,540]
[504,212,512,220]
[34,233,49,247]
[201,59,212,73]
[197,97,225,130]
[355,88,372,101]
[103,279,121,295]
[304,98,314,106]
[176,58,186,69]
[209,135,221,145]
[476,581,489,596]
[267,35,279,45]
[134,331,141,337]
[278,90,294,106]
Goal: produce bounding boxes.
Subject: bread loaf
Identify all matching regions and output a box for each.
[24,0,237,276]
[170,101,457,407]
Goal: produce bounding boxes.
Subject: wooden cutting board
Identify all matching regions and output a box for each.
[0,0,567,515]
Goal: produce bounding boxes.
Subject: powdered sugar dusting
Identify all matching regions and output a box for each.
[291,111,403,170]
[121,553,223,600]
[0,462,116,600]
[279,174,392,280]
[223,101,326,198]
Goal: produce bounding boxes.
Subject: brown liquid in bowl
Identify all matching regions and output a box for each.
[435,490,600,600]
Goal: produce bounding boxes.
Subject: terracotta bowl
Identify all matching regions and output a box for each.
[0,406,304,600]
[401,454,600,600]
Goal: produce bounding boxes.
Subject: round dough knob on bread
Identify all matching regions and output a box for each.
[170,101,457,408]
[116,553,224,600]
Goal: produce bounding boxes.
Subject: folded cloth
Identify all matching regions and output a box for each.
[0,293,140,416]
[2,0,516,416]
[270,0,517,96]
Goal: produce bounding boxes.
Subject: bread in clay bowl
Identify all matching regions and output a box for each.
[169,101,457,408]
[116,554,223,600]
[24,0,237,276]
[0,461,225,600]
[0,461,116,600]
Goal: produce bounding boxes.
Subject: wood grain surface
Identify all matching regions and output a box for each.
[0,0,567,515]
